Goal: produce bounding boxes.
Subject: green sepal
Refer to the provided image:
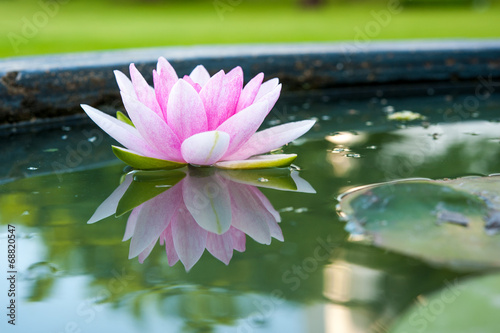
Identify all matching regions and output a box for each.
[112,146,187,170]
[116,111,135,127]
[116,170,186,216]
[215,154,297,170]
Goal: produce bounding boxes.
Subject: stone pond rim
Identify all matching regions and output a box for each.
[1,40,500,126]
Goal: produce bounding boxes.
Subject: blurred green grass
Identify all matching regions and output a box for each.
[1,0,499,58]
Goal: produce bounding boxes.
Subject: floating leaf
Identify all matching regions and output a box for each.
[389,273,500,333]
[338,176,500,271]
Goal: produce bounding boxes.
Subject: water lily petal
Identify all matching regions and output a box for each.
[167,79,208,141]
[129,184,183,258]
[180,131,230,166]
[162,224,179,266]
[81,104,162,158]
[258,83,281,112]
[129,63,163,119]
[138,238,157,263]
[153,57,178,121]
[250,186,281,223]
[215,154,297,170]
[291,170,317,194]
[182,173,232,234]
[182,75,202,93]
[189,65,211,86]
[114,70,136,98]
[121,92,183,161]
[123,205,142,241]
[229,183,272,244]
[87,173,133,224]
[221,66,244,120]
[255,78,279,101]
[206,232,234,265]
[112,146,186,170]
[199,70,225,129]
[236,72,264,112]
[224,119,316,160]
[172,206,208,271]
[231,227,246,252]
[217,100,270,158]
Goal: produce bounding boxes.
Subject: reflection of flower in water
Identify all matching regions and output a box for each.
[88,168,315,270]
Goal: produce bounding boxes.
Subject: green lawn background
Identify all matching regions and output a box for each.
[1,0,500,58]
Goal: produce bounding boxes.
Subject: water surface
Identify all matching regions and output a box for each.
[1,92,500,332]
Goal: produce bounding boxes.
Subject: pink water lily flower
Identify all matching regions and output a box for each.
[81,57,315,170]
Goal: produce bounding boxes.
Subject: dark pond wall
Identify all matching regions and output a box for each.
[1,40,500,126]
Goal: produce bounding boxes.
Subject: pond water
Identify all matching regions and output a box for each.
[1,92,500,333]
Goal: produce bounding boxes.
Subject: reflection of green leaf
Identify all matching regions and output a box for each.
[116,111,135,127]
[390,273,500,333]
[339,176,500,271]
[116,170,186,216]
[219,168,298,191]
[112,146,187,170]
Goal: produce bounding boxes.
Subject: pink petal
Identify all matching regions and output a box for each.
[224,119,316,160]
[217,100,270,158]
[236,73,264,112]
[123,204,142,241]
[153,57,179,121]
[255,78,279,101]
[180,131,230,166]
[172,206,208,271]
[81,104,162,159]
[182,173,232,234]
[221,66,244,121]
[129,63,163,119]
[231,227,246,252]
[87,173,133,224]
[162,224,179,266]
[182,75,202,93]
[258,83,281,113]
[206,231,234,265]
[167,79,208,141]
[199,70,225,129]
[114,70,137,98]
[189,65,211,86]
[121,92,183,162]
[138,238,157,263]
[129,184,183,258]
[229,182,272,244]
[250,187,281,223]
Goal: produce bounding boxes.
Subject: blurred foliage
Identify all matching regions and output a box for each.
[0,0,499,57]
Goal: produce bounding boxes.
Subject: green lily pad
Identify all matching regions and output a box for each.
[338,176,500,271]
[116,170,186,216]
[112,146,187,170]
[116,111,135,127]
[389,273,500,333]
